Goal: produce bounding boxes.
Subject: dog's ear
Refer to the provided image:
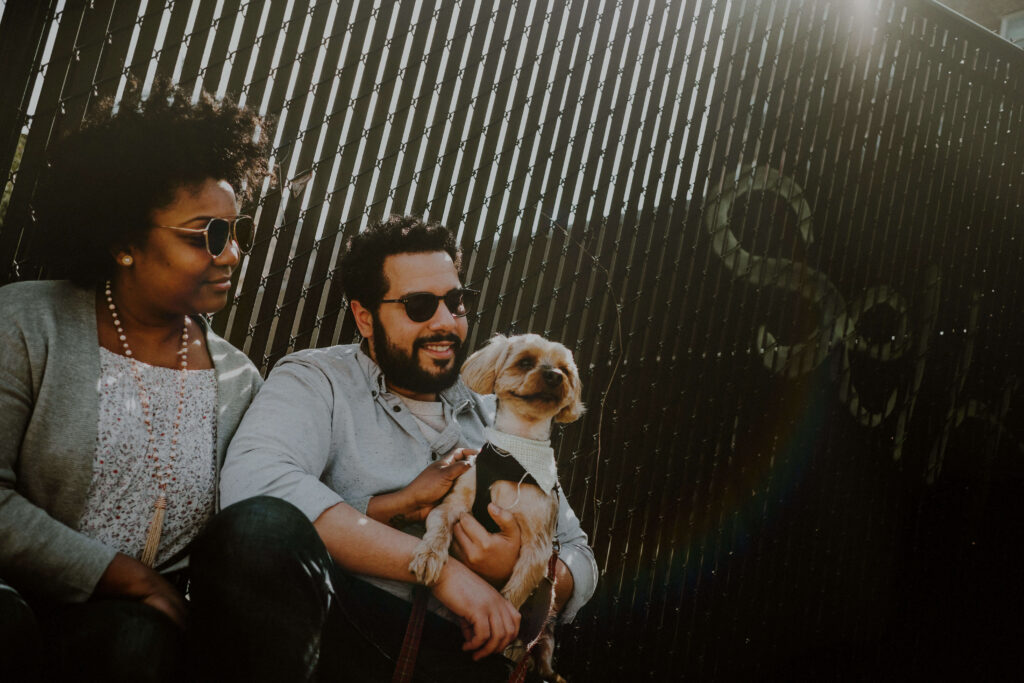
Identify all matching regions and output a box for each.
[461,334,511,394]
[555,362,586,423]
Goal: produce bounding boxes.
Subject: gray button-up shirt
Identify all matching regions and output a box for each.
[221,343,597,621]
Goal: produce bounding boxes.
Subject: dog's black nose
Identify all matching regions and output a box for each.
[541,367,563,387]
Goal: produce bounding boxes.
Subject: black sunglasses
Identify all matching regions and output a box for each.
[379,288,478,323]
[157,215,256,256]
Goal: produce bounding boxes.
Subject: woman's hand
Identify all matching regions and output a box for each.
[366,448,475,526]
[94,552,187,628]
[450,503,522,586]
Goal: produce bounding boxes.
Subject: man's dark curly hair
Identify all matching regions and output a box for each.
[339,215,462,311]
[36,79,272,286]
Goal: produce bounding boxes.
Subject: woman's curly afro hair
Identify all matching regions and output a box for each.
[36,79,272,286]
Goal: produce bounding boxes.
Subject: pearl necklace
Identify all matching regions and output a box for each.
[104,280,189,568]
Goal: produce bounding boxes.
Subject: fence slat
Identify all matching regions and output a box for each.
[1,1,1023,678]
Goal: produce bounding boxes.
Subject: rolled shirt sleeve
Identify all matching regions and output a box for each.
[553,486,598,622]
[220,358,344,522]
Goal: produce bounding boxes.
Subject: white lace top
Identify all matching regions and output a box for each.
[77,347,218,568]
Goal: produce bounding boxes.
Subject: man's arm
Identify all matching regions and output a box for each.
[553,557,574,613]
[365,448,474,527]
[220,358,342,518]
[313,501,520,659]
[450,496,593,620]
[220,358,519,658]
[551,487,597,621]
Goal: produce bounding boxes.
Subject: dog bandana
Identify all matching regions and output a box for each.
[471,427,559,533]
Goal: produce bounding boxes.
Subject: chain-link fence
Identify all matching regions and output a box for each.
[1,0,1022,678]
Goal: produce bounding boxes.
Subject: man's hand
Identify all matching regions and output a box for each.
[314,500,521,659]
[430,559,521,660]
[450,503,522,586]
[367,448,475,526]
[94,552,187,628]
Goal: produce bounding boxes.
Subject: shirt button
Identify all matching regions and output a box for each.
[393,405,401,412]
[371,390,377,397]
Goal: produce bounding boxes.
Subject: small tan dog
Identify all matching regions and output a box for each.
[409,333,584,681]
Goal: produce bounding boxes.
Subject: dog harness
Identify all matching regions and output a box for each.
[469,432,562,681]
[482,427,559,483]
[472,442,545,532]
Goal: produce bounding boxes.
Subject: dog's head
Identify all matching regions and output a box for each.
[461,333,585,424]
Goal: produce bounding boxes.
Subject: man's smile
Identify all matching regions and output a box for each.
[420,342,455,359]
[414,334,462,364]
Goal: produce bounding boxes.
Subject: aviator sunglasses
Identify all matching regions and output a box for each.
[156,215,256,256]
[379,288,478,323]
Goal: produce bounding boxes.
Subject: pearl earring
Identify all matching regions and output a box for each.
[120,255,133,266]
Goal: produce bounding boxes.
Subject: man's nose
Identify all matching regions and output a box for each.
[429,299,458,329]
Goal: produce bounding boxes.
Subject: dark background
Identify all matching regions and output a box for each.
[1,0,1022,678]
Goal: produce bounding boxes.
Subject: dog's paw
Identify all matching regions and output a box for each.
[409,547,448,586]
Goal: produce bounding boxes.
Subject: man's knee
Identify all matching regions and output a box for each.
[190,495,332,605]
[188,500,336,681]
[195,496,316,560]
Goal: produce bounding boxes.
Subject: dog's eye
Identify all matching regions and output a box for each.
[517,357,534,369]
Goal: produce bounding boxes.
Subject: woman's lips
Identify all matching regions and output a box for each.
[206,278,233,292]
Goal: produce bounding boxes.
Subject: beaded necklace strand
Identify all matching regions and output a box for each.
[104,280,189,568]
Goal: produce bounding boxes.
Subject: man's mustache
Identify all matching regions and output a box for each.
[414,334,462,351]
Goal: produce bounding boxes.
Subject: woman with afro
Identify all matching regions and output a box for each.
[0,81,271,680]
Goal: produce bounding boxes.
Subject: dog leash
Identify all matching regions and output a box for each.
[391,547,560,683]
[508,544,560,683]
[395,477,562,683]
[392,585,430,683]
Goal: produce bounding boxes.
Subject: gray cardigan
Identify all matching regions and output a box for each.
[0,280,262,602]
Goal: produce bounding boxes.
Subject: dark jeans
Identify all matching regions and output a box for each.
[0,577,184,682]
[0,580,40,681]
[188,496,521,683]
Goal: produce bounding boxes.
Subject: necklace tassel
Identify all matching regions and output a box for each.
[140,496,167,568]
[105,281,188,568]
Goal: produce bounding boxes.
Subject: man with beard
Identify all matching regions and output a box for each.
[192,216,596,682]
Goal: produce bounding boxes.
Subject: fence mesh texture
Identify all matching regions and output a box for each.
[1,0,1023,678]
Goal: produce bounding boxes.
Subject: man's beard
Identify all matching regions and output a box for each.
[371,314,468,396]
